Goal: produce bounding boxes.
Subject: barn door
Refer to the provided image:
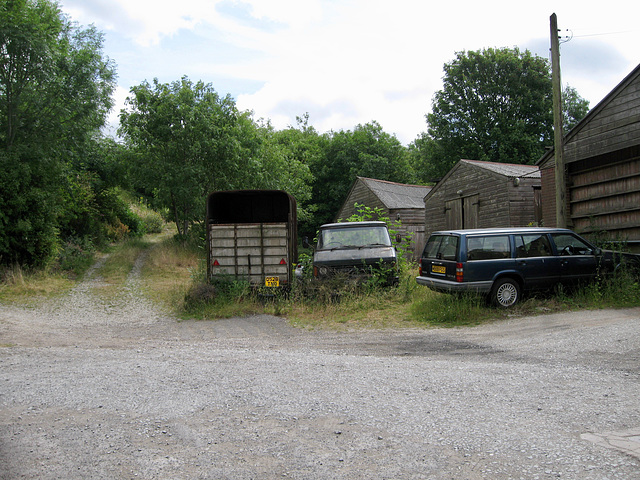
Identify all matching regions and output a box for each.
[445,194,478,229]
[463,194,479,229]
[445,199,462,229]
[533,187,542,225]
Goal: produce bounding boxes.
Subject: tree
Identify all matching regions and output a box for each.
[267,114,318,227]
[419,47,588,182]
[0,0,116,266]
[308,121,413,229]
[119,78,314,237]
[562,84,590,132]
[120,78,240,236]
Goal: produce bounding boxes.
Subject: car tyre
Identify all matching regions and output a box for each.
[491,278,520,308]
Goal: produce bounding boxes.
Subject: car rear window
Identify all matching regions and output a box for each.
[423,235,459,261]
[466,235,511,260]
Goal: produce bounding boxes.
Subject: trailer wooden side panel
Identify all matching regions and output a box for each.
[209,223,290,285]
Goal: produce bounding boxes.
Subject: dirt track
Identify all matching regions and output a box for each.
[1,252,640,479]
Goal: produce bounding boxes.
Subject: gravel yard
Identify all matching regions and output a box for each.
[1,254,639,479]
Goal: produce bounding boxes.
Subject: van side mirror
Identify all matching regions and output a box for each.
[395,234,402,243]
[593,247,602,256]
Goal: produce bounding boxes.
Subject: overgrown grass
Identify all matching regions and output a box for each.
[551,268,640,309]
[410,291,497,327]
[283,271,426,329]
[0,264,77,304]
[92,237,154,297]
[177,254,640,329]
[140,233,203,315]
[410,268,640,327]
[4,232,640,330]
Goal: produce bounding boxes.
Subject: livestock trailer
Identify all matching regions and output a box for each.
[206,190,297,288]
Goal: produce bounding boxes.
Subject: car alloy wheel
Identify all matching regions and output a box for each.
[492,278,520,308]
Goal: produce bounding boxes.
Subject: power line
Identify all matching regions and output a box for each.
[571,29,639,38]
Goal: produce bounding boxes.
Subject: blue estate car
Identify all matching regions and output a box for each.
[416,227,640,308]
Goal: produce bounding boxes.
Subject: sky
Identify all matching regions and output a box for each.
[60,0,640,145]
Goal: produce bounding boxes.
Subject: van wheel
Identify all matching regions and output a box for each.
[491,278,520,308]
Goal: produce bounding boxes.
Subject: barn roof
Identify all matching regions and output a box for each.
[358,177,432,209]
[460,159,541,179]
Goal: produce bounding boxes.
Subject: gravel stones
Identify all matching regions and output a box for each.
[1,253,639,479]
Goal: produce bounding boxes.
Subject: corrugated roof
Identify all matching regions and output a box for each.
[461,159,541,178]
[359,177,432,209]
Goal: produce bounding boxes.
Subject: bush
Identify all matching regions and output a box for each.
[56,237,95,275]
[139,209,164,234]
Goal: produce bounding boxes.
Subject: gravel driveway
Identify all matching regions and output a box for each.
[1,252,640,479]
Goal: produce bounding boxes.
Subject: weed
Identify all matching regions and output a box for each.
[56,237,95,276]
[4,226,640,329]
[0,264,75,303]
[410,291,495,327]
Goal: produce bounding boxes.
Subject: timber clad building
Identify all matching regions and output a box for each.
[538,63,640,251]
[336,177,432,260]
[423,159,541,239]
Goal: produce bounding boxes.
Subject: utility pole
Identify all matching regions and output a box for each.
[550,13,567,228]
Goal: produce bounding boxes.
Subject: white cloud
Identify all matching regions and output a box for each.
[61,0,640,144]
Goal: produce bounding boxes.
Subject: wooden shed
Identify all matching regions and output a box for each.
[423,159,541,238]
[336,177,432,260]
[537,63,640,251]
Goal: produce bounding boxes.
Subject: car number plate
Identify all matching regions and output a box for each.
[265,276,279,287]
[431,265,446,274]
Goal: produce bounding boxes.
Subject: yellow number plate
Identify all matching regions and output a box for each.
[265,276,280,287]
[431,265,446,274]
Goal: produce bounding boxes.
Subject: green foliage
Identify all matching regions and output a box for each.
[135,206,164,234]
[344,203,414,269]
[0,149,62,266]
[269,114,319,227]
[119,78,314,238]
[56,237,95,276]
[553,269,640,309]
[418,47,589,182]
[308,121,413,229]
[562,85,590,132]
[410,292,492,326]
[0,0,116,267]
[120,77,237,236]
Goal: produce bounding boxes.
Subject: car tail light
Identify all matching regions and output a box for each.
[313,266,318,277]
[418,258,422,276]
[456,263,464,282]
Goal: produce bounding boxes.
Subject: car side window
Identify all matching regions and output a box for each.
[467,235,510,260]
[516,234,552,258]
[551,233,593,256]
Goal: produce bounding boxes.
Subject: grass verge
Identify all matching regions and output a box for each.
[0,265,77,305]
[4,234,640,329]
